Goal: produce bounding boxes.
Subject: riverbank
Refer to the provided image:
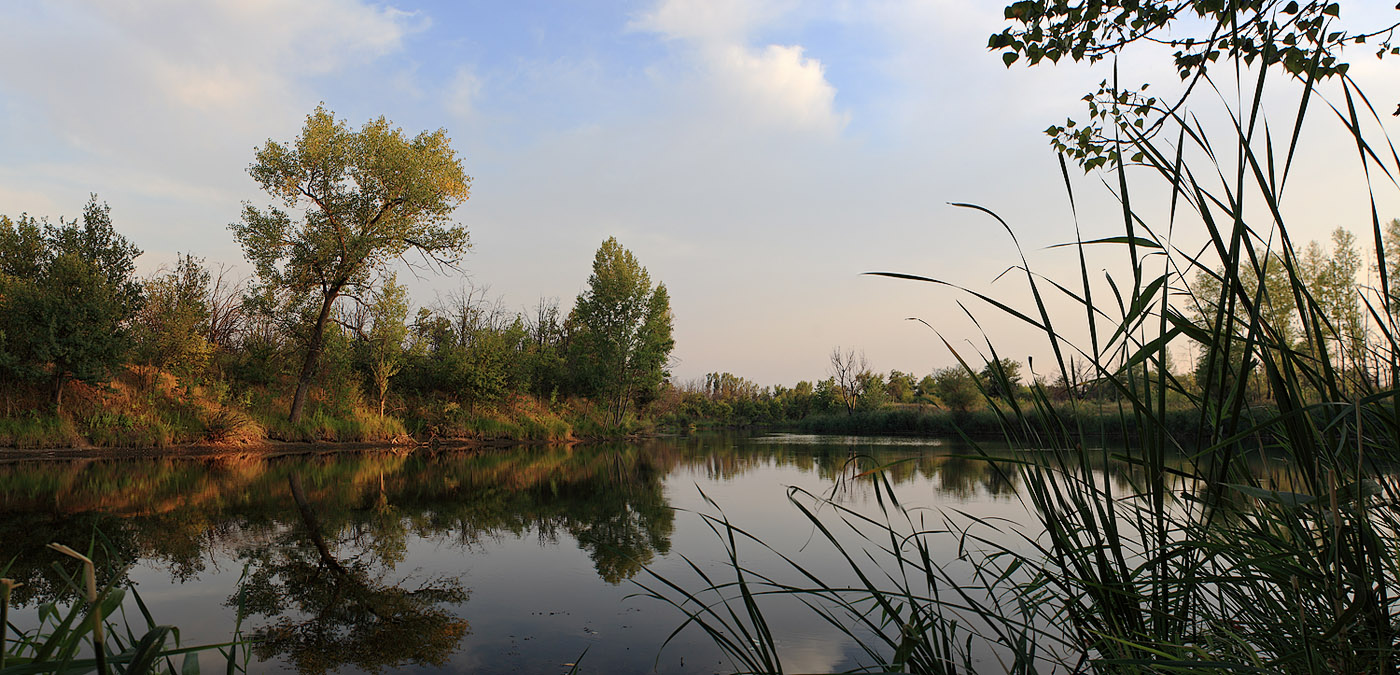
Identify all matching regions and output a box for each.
[657,400,1287,446]
[0,368,655,452]
[792,403,1285,443]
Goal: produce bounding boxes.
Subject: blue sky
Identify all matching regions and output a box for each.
[2,0,1397,385]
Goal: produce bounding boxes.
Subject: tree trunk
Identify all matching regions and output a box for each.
[289,290,339,423]
[287,473,347,576]
[51,373,65,414]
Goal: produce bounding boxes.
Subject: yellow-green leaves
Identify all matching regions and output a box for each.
[236,104,472,292]
[233,105,472,423]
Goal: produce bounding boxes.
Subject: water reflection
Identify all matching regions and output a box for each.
[0,437,1280,596]
[0,445,678,606]
[0,434,1316,673]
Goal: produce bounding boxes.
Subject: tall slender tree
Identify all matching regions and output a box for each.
[364,275,410,418]
[567,238,674,425]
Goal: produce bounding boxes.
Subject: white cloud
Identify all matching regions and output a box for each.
[0,0,427,172]
[89,0,423,75]
[0,0,428,258]
[632,0,846,136]
[446,67,483,120]
[714,44,847,133]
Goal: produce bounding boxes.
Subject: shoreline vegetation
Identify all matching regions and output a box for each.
[0,365,657,451]
[0,111,677,456]
[2,113,1385,455]
[3,344,1370,451]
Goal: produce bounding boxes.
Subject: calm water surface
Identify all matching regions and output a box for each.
[2,433,1059,673]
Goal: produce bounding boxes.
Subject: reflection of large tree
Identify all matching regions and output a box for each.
[550,450,673,584]
[231,475,468,675]
[0,446,679,603]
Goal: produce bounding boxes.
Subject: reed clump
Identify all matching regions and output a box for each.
[646,4,1400,672]
[1,538,242,673]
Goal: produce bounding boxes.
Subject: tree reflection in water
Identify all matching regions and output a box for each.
[0,436,1229,672]
[231,474,468,675]
[0,445,679,672]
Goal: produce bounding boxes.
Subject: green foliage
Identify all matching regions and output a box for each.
[133,254,214,384]
[885,369,917,403]
[1311,227,1365,371]
[1190,251,1299,346]
[259,404,407,444]
[0,214,44,279]
[992,1,1397,167]
[914,374,938,402]
[0,198,142,412]
[0,413,81,449]
[315,323,363,416]
[522,298,568,399]
[398,290,531,411]
[854,370,888,411]
[363,275,410,417]
[567,237,675,426]
[977,356,1022,399]
[232,104,472,423]
[49,197,144,316]
[234,105,471,292]
[931,366,978,413]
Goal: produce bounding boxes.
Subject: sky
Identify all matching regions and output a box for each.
[1,0,1397,386]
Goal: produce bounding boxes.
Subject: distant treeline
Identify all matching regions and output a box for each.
[660,216,1400,436]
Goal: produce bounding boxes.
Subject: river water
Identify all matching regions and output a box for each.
[2,433,1067,673]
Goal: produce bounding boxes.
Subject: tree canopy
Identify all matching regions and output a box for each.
[232,105,472,422]
[567,237,674,425]
[0,197,142,410]
[992,1,1400,167]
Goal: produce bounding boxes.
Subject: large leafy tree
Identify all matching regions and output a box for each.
[233,105,471,423]
[0,197,142,411]
[567,238,674,425]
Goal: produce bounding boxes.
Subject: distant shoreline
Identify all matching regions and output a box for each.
[0,436,583,462]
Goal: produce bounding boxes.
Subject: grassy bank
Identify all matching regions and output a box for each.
[0,369,261,449]
[0,367,651,449]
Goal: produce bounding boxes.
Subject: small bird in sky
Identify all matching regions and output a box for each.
[1394,103,1399,116]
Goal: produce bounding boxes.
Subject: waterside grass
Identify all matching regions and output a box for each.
[0,369,650,449]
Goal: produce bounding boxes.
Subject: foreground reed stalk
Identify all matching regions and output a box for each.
[0,539,241,674]
[48,543,106,675]
[1,577,19,669]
